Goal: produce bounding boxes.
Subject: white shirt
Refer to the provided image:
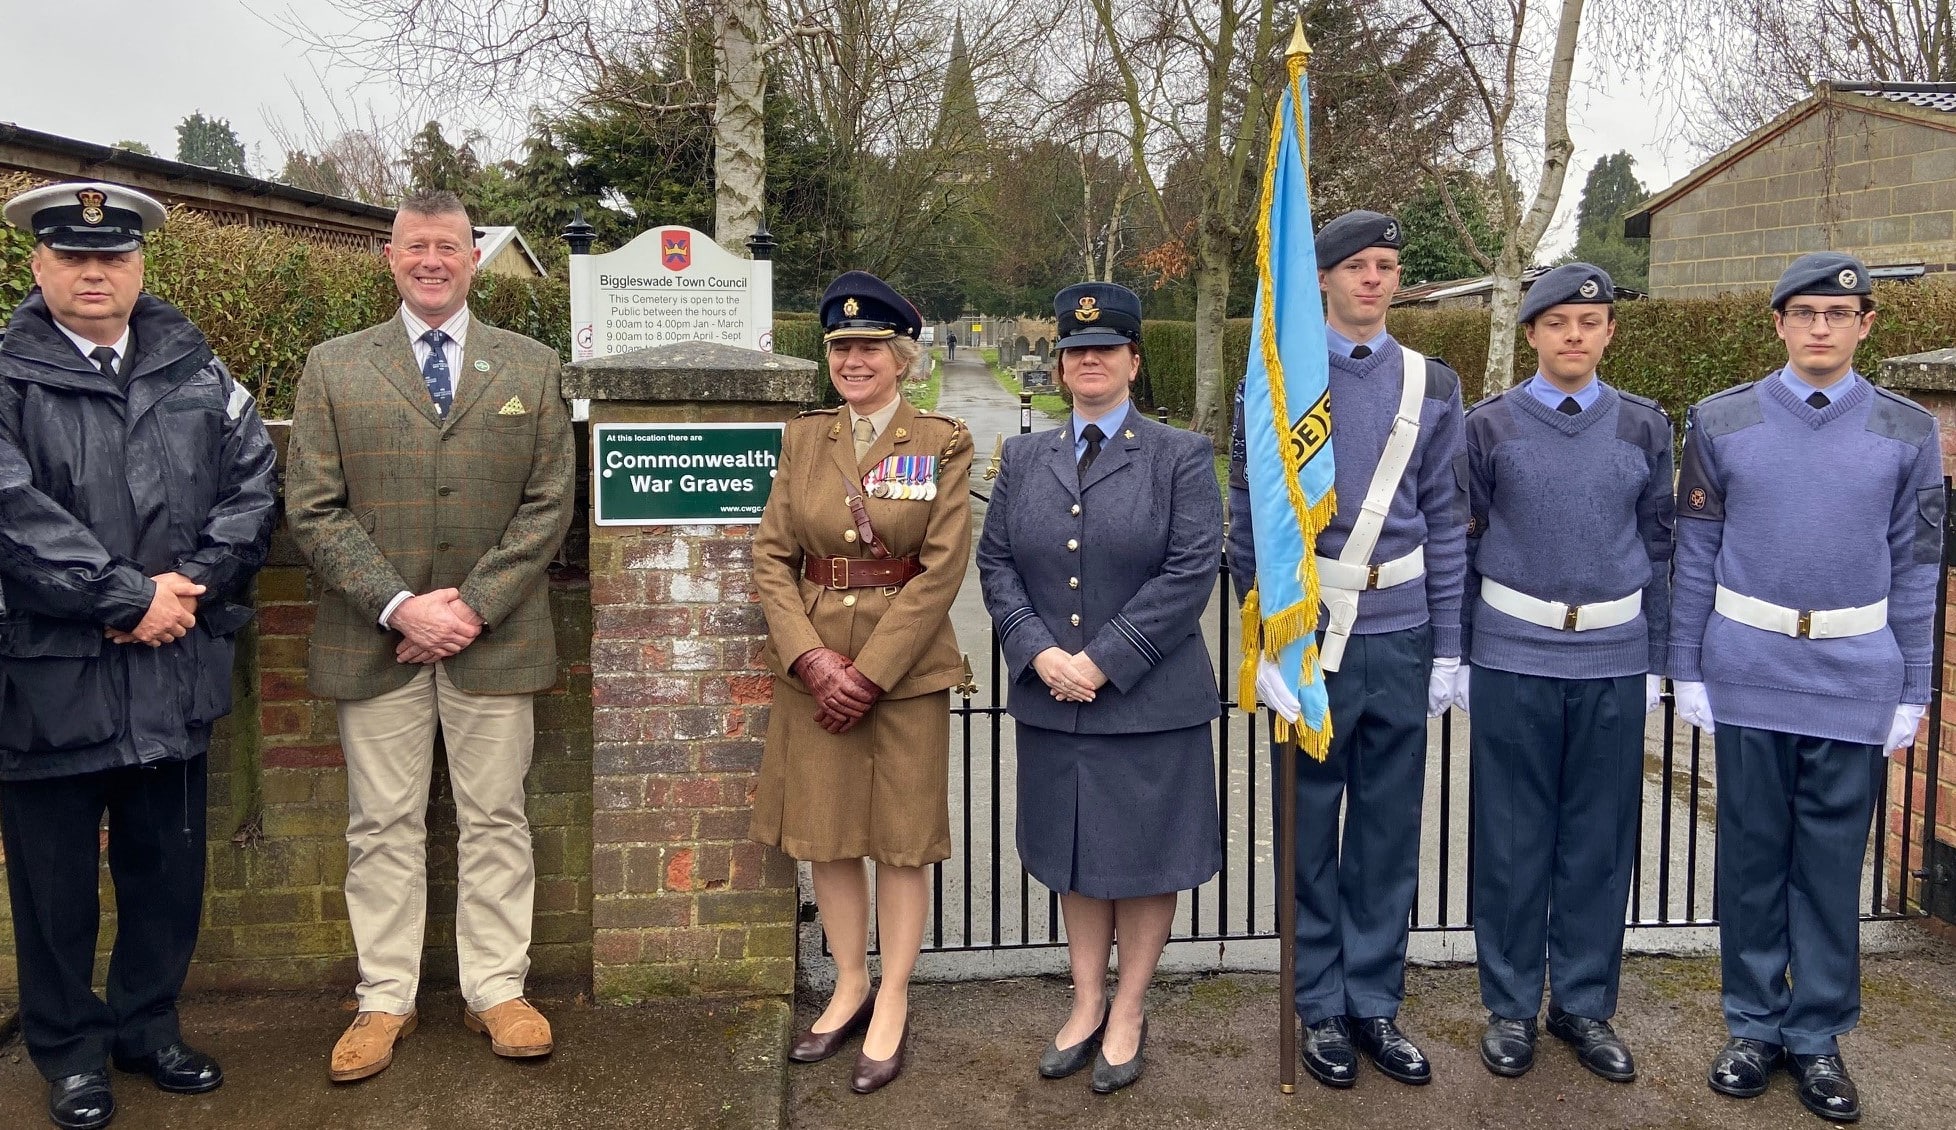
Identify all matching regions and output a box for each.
[380,305,474,629]
[52,319,131,376]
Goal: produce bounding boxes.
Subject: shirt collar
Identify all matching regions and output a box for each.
[848,396,903,442]
[1526,373,1601,410]
[1779,366,1856,400]
[1325,324,1389,359]
[50,318,131,370]
[1072,400,1131,442]
[401,304,471,348]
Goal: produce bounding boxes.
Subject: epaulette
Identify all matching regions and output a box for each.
[1869,385,1936,445]
[1422,356,1460,401]
[914,412,969,456]
[1465,388,1507,416]
[1872,385,1934,419]
[1616,389,1671,420]
[1696,380,1757,408]
[797,406,841,418]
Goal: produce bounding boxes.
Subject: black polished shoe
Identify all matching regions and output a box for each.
[48,1070,113,1130]
[1038,1008,1107,1079]
[1545,1006,1635,1082]
[110,1042,222,1095]
[1301,1016,1358,1089]
[1707,1036,1783,1099]
[1352,1016,1431,1086]
[1480,1015,1537,1077]
[1788,1053,1861,1123]
[1090,1017,1147,1095]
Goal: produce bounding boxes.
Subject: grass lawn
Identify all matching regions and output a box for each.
[905,356,944,412]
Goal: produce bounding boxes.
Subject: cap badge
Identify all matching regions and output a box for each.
[1838,268,1858,288]
[1075,295,1101,322]
[1688,487,1707,511]
[1382,221,1398,241]
[843,297,861,317]
[1578,279,1600,299]
[75,189,106,226]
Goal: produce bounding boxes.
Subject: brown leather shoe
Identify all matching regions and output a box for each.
[850,1022,910,1094]
[329,1011,417,1082]
[790,991,877,1064]
[464,998,554,1058]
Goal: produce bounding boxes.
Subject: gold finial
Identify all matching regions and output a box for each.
[983,432,1005,481]
[1286,17,1312,61]
[954,653,979,697]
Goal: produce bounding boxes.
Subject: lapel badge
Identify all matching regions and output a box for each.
[1075,296,1100,322]
[498,396,527,416]
[75,188,106,226]
[1688,487,1707,511]
[843,297,861,317]
[1123,428,1135,439]
[894,427,907,439]
[474,358,491,372]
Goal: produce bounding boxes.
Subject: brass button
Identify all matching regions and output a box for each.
[1066,539,1078,551]
[844,529,858,543]
[1068,577,1079,589]
[1070,613,1081,627]
[1070,504,1081,516]
[842,593,858,607]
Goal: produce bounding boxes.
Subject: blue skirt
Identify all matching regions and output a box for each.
[1015,722,1222,900]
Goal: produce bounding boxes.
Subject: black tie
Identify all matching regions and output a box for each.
[1558,396,1581,416]
[1807,390,1829,410]
[89,345,118,382]
[1078,424,1105,477]
[1350,345,1372,360]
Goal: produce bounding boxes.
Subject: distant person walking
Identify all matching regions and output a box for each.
[947,331,958,360]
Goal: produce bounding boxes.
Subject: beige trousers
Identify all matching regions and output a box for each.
[339,663,535,1014]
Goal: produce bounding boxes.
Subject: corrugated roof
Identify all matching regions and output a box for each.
[1838,83,1956,113]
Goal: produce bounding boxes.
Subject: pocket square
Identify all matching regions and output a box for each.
[497,396,527,416]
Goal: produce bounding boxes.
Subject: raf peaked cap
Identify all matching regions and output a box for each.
[820,270,922,342]
[1315,209,1402,270]
[1771,251,1872,310]
[1054,282,1142,349]
[2,180,167,252]
[1519,262,1616,324]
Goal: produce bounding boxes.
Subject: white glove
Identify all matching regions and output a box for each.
[1257,655,1302,724]
[1674,680,1714,732]
[1887,703,1927,754]
[1646,674,1663,715]
[1428,657,1459,718]
[1451,664,1473,715]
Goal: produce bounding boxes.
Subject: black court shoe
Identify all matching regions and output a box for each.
[1090,1018,1147,1095]
[48,1070,113,1130]
[1039,1008,1107,1079]
[1302,1016,1358,1088]
[1545,1007,1635,1082]
[1788,1053,1861,1123]
[111,1042,223,1094]
[1352,1016,1431,1085]
[1707,1036,1783,1099]
[1480,1015,1537,1078]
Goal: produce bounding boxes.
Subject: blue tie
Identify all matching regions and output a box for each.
[421,329,454,419]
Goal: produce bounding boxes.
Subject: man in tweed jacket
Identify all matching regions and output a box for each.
[285,190,574,1082]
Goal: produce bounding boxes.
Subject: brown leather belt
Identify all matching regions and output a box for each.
[803,554,924,589]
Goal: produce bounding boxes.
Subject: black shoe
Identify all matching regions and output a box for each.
[1301,1016,1357,1088]
[1788,1053,1861,1123]
[1039,1008,1107,1079]
[1480,1015,1537,1077]
[1352,1016,1431,1085]
[110,1042,223,1095]
[1090,1017,1147,1095]
[1707,1036,1783,1099]
[1545,1006,1635,1082]
[48,1070,113,1130]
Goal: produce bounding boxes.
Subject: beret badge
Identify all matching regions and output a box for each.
[1837,268,1858,289]
[1578,279,1600,299]
[842,297,860,317]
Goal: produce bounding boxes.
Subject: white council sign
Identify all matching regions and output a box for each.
[570,225,774,362]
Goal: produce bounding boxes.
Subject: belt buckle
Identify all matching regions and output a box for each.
[1366,563,1381,590]
[1796,610,1814,638]
[830,558,848,589]
[1562,604,1581,631]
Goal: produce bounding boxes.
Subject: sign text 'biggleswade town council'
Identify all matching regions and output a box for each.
[592,423,783,526]
[571,226,773,360]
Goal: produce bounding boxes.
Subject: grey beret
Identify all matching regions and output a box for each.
[1315,210,1402,270]
[1519,262,1615,324]
[1771,252,1872,309]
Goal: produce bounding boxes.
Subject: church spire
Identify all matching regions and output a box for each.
[934,14,983,153]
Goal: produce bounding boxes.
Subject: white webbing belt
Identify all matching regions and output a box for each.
[1713,586,1888,640]
[1316,546,1425,594]
[1318,344,1425,673]
[1480,577,1642,632]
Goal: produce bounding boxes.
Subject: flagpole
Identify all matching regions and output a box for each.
[1278,726,1298,1092]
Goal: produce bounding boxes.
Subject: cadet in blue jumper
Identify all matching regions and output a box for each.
[1229,210,1468,1089]
[1673,252,1940,1124]
[1455,263,1673,1084]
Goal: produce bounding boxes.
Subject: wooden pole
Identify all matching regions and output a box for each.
[1277,732,1298,1092]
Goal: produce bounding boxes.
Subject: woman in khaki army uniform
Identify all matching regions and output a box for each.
[750,271,971,1094]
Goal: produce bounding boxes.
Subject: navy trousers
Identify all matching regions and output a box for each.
[1714,724,1883,1056]
[1470,668,1643,1020]
[1278,624,1429,1024]
[0,756,208,1080]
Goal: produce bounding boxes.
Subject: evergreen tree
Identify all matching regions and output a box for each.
[402,121,483,195]
[175,112,248,174]
[1566,151,1651,290]
[1398,172,1502,284]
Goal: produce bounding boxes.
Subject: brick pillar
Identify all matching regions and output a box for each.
[1878,349,1956,918]
[564,342,821,999]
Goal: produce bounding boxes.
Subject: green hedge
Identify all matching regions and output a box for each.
[1136,283,1956,427]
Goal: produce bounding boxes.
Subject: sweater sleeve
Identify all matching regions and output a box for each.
[1460,411,1491,663]
[1419,373,1469,659]
[1226,380,1256,601]
[1668,408,1723,682]
[1638,416,1677,675]
[1890,422,1944,704]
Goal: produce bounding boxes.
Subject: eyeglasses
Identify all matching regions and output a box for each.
[1780,307,1866,329]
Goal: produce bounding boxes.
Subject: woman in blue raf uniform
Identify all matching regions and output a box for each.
[977,282,1223,1094]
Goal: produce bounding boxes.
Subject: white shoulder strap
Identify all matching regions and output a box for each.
[1336,344,1425,567]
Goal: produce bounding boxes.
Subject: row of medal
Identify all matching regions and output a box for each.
[863,454,940,501]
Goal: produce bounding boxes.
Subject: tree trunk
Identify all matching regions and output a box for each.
[1189,220,1233,444]
[714,0,768,253]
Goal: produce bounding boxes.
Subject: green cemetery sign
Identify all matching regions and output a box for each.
[593,422,783,526]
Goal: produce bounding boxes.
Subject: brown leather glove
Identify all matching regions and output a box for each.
[795,647,875,721]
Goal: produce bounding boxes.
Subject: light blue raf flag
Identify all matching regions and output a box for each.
[1238,23,1335,759]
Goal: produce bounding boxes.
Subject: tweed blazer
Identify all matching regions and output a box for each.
[285,312,574,700]
[976,405,1223,734]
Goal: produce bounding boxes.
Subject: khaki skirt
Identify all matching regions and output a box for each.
[749,682,951,867]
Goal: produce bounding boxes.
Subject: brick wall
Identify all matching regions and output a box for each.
[1649,108,1956,298]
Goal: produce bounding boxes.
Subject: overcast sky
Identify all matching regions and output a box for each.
[1,0,1709,257]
